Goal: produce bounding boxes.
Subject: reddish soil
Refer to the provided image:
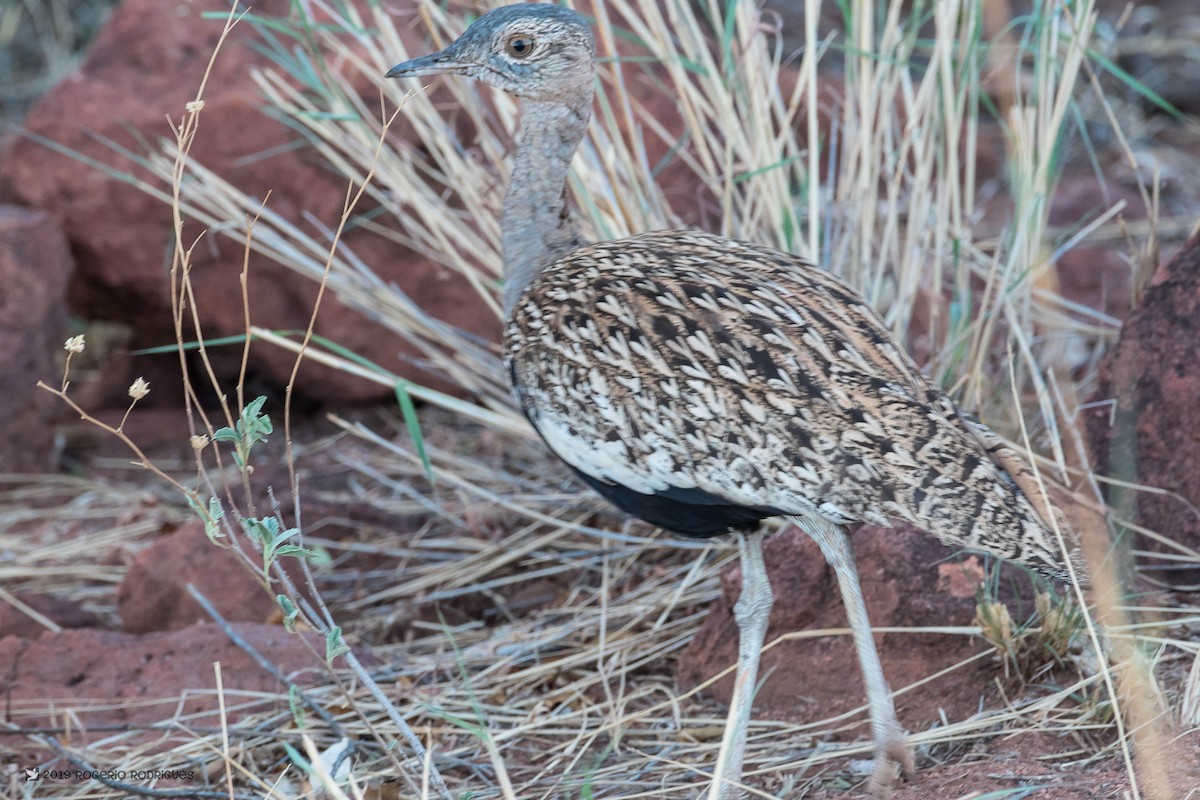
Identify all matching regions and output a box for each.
[859,733,1134,800]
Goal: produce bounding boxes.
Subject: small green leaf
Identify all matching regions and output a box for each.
[212,426,240,443]
[267,526,299,560]
[243,516,279,545]
[287,683,306,728]
[267,525,301,551]
[191,496,225,541]
[243,516,303,575]
[325,626,350,662]
[277,594,300,632]
[281,741,312,774]
[394,381,432,482]
[273,543,316,560]
[304,544,333,569]
[213,397,274,468]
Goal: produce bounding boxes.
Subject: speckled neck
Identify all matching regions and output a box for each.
[501,95,591,314]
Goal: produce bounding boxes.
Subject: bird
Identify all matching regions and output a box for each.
[386,4,1082,797]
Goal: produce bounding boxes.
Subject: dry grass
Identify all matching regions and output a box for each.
[7,0,1200,798]
[7,419,1199,797]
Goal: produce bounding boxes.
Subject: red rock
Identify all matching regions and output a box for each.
[1085,232,1200,581]
[117,520,277,633]
[0,0,498,404]
[0,206,72,471]
[0,591,100,640]
[935,555,987,599]
[0,623,328,747]
[677,524,1036,728]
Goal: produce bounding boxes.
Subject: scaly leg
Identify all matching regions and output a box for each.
[707,528,773,800]
[802,517,914,797]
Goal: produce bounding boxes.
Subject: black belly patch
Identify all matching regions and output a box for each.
[570,467,780,537]
[513,401,779,537]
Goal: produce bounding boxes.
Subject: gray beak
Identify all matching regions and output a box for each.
[386,50,469,79]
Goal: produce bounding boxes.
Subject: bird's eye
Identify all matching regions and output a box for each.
[505,34,535,59]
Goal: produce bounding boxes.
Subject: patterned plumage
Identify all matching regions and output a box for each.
[387,5,1081,798]
[507,230,1072,580]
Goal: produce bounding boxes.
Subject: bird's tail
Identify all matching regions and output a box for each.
[959,414,1089,586]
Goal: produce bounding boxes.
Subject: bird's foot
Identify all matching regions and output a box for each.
[865,730,914,798]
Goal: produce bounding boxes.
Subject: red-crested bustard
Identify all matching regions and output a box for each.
[387,4,1082,796]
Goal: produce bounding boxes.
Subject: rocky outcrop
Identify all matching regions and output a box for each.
[0,206,72,471]
[1086,230,1200,582]
[0,0,498,404]
[117,521,278,634]
[0,623,329,746]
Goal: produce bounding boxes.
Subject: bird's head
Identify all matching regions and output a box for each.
[386,3,595,104]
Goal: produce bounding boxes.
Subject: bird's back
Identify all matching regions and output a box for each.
[505,230,1077,581]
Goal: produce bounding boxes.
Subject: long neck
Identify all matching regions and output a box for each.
[501,95,591,314]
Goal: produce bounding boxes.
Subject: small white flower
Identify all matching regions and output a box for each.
[128,377,150,400]
[64,335,86,354]
[190,434,209,452]
[185,100,205,113]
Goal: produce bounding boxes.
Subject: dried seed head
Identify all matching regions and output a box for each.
[64,335,86,354]
[128,377,150,400]
[974,600,1014,653]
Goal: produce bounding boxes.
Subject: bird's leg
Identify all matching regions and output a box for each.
[707,528,773,800]
[805,519,914,796]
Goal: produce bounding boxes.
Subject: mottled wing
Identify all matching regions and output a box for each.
[506,230,1074,580]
